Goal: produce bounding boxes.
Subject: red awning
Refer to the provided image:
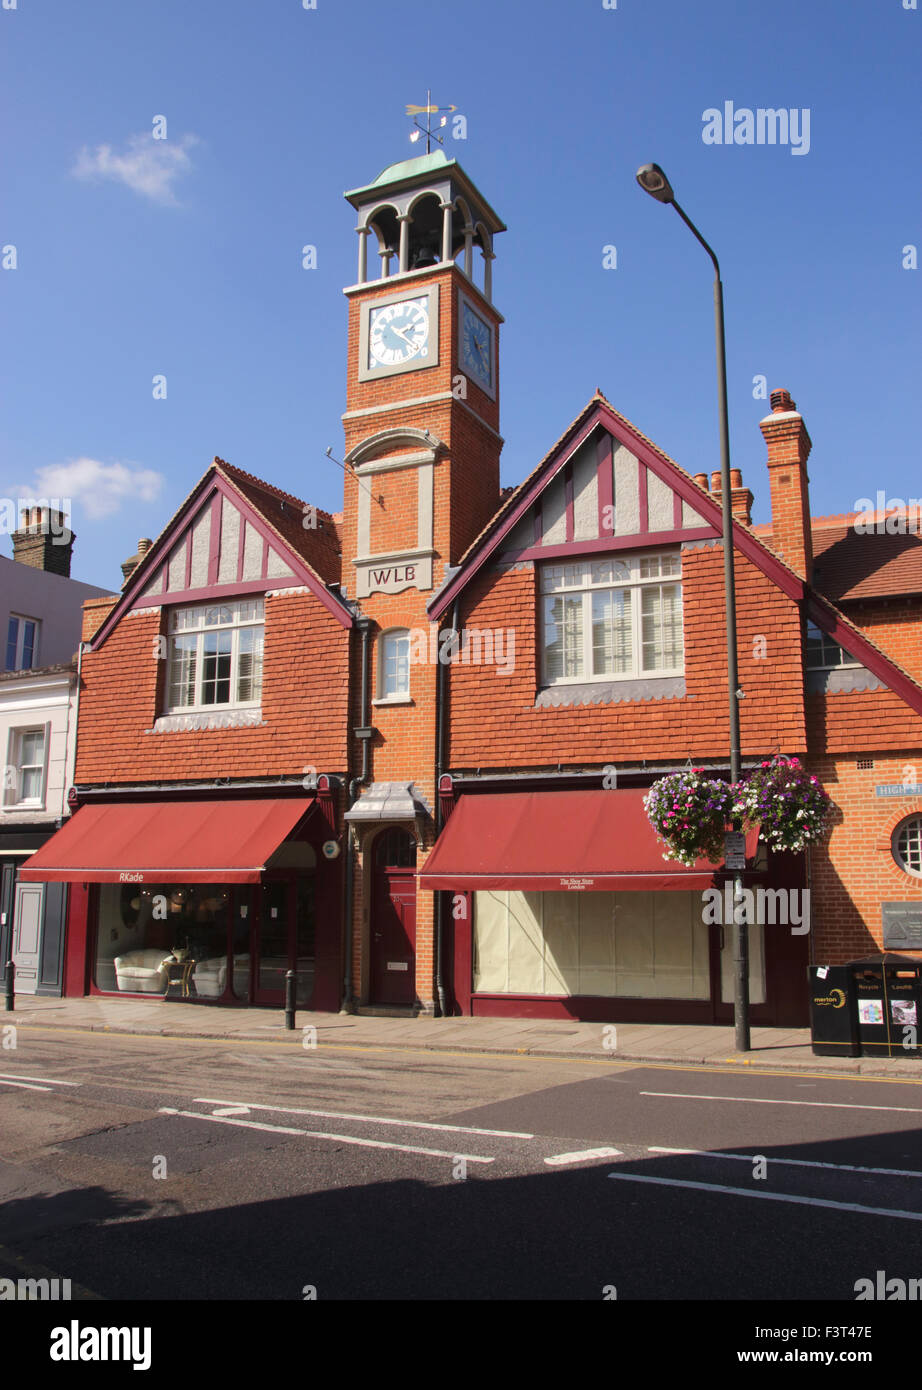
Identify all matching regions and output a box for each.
[419,789,752,892]
[18,798,314,884]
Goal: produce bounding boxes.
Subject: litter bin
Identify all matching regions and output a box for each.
[851,953,922,1058]
[808,964,859,1057]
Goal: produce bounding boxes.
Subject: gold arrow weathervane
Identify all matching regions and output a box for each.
[406,91,457,153]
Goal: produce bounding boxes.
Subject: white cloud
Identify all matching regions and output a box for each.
[72,132,199,205]
[11,458,165,521]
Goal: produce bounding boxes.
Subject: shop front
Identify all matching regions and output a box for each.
[422,787,809,1026]
[19,793,343,1010]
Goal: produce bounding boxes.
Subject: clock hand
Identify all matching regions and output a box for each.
[392,324,422,348]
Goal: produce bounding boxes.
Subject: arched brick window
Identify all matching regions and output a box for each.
[892,815,922,877]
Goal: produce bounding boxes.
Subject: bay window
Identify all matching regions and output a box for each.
[541,552,683,684]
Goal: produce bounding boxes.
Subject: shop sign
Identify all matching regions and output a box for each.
[723,832,746,870]
[882,902,922,949]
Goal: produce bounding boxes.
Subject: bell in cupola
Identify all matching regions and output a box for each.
[410,235,439,269]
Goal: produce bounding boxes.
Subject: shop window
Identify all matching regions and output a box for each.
[165,599,264,713]
[3,726,47,808]
[377,629,410,701]
[805,621,860,670]
[473,889,712,1000]
[893,816,922,878]
[5,615,39,672]
[540,553,683,685]
[94,883,236,997]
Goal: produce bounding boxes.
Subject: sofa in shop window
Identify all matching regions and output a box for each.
[113,949,174,994]
[194,954,250,999]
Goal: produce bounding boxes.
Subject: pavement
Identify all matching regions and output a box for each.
[6,992,922,1075]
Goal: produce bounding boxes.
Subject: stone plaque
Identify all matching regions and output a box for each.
[882,901,922,949]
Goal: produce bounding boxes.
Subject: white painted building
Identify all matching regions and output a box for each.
[0,508,113,994]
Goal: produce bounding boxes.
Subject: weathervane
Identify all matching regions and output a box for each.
[406,91,456,153]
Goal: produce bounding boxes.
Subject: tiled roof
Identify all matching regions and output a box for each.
[811,524,922,603]
[756,510,922,603]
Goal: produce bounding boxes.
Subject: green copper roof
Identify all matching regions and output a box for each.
[344,149,506,233]
[345,150,455,201]
[371,150,453,186]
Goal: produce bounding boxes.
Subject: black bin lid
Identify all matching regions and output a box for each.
[849,952,922,973]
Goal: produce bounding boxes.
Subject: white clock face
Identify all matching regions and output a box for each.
[368,297,430,368]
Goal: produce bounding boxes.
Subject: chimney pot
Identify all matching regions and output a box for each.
[770,388,795,413]
[710,470,722,493]
[137,538,152,555]
[730,468,743,489]
[693,472,708,490]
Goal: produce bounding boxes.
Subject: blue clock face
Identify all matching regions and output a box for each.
[461,303,493,390]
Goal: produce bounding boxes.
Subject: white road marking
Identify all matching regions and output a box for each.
[650,1146,922,1179]
[160,1107,495,1162]
[210,1105,251,1117]
[640,1090,922,1113]
[0,1078,52,1092]
[0,1072,79,1087]
[544,1147,623,1166]
[607,1172,922,1222]
[192,1096,533,1139]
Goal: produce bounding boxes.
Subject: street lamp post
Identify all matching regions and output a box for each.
[635,162,750,1052]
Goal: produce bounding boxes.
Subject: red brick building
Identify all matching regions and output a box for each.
[22,151,922,1025]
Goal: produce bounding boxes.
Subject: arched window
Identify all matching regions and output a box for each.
[378,628,411,701]
[893,815,922,877]
[375,827,417,868]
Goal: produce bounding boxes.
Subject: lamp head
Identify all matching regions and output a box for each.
[635,163,674,204]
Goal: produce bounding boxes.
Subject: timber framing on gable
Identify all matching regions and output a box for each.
[90,463,353,651]
[428,392,922,721]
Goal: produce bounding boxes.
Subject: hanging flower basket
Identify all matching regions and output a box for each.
[643,769,734,867]
[731,755,831,854]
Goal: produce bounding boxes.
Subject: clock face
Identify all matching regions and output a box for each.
[460,300,493,393]
[368,297,430,369]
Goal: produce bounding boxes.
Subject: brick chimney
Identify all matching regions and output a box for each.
[11,506,74,577]
[121,537,153,583]
[706,468,754,525]
[759,388,812,580]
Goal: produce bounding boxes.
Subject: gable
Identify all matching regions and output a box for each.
[140,491,295,599]
[91,467,351,650]
[501,425,714,561]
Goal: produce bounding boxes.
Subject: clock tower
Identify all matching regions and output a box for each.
[341,150,505,597]
[339,150,505,1014]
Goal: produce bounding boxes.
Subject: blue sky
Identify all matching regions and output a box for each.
[2,0,919,589]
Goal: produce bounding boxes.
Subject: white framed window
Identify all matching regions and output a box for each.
[5,615,39,672]
[377,629,410,702]
[165,600,264,713]
[893,816,922,878]
[540,552,683,685]
[3,726,47,808]
[805,620,860,671]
